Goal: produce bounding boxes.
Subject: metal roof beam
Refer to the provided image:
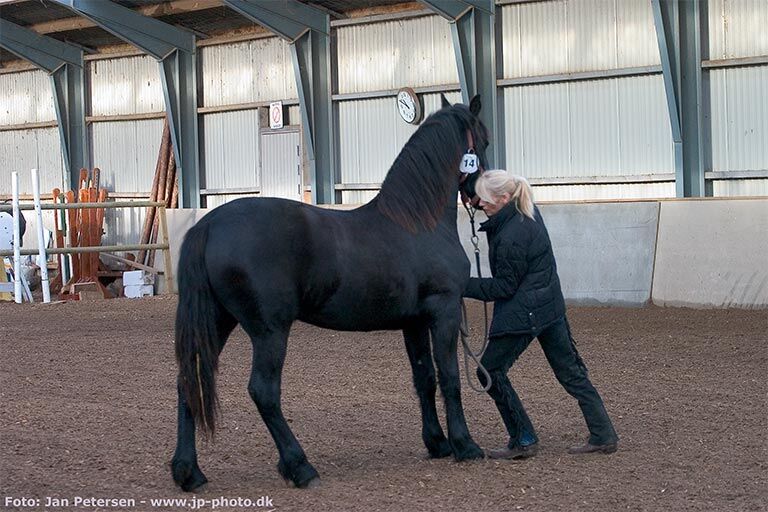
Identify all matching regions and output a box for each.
[419,0,472,20]
[223,0,336,204]
[49,0,201,207]
[0,19,89,189]
[223,0,328,42]
[49,0,194,58]
[419,0,498,167]
[29,0,222,37]
[0,18,81,71]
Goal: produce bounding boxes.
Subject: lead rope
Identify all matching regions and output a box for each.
[460,202,492,393]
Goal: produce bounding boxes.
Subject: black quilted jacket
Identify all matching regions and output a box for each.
[464,203,566,337]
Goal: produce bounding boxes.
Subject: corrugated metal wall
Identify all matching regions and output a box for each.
[90,119,164,192]
[499,0,672,199]
[0,69,64,194]
[503,75,674,178]
[200,37,297,107]
[0,69,56,124]
[287,105,300,126]
[711,179,768,197]
[708,66,768,173]
[336,14,459,204]
[89,55,165,195]
[339,92,462,204]
[205,193,254,209]
[201,110,260,190]
[90,55,164,116]
[199,38,299,206]
[89,55,165,245]
[707,0,768,60]
[336,15,458,94]
[0,128,66,194]
[91,117,163,244]
[500,0,660,78]
[705,0,768,197]
[102,206,145,247]
[533,182,675,202]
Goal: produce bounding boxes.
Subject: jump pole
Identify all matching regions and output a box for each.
[31,169,51,303]
[11,172,21,304]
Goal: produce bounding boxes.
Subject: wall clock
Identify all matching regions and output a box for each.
[396,87,423,125]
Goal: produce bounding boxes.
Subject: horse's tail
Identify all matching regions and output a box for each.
[175,220,220,437]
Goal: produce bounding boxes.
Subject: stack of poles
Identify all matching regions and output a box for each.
[138,118,178,268]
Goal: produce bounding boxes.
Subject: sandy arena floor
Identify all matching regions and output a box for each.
[1,296,766,511]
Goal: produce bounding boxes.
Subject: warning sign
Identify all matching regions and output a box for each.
[269,101,284,129]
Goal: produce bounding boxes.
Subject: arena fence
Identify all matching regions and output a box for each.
[162,197,767,309]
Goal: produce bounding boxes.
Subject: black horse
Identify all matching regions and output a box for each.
[172,95,489,491]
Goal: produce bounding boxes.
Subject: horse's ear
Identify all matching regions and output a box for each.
[469,94,482,116]
[440,94,451,108]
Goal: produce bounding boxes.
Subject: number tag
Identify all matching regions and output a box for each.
[459,153,479,174]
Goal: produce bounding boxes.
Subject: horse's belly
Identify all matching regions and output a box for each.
[301,314,408,332]
[298,289,418,332]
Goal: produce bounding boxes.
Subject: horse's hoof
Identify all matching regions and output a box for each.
[171,458,209,492]
[427,438,453,458]
[299,476,321,489]
[452,440,485,461]
[277,459,320,489]
[293,464,320,489]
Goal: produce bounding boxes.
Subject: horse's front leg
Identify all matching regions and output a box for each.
[428,300,484,461]
[403,323,451,458]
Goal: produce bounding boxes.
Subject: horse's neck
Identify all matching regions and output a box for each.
[437,186,461,232]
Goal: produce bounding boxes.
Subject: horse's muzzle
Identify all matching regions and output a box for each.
[460,190,481,209]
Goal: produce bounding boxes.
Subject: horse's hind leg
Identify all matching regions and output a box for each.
[171,312,236,491]
[403,323,451,458]
[245,327,319,489]
[171,378,208,491]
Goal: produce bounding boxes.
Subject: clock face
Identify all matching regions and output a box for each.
[396,88,421,124]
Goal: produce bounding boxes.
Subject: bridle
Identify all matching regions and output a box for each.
[458,129,483,205]
[458,128,492,393]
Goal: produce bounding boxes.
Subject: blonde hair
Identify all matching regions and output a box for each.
[475,170,535,219]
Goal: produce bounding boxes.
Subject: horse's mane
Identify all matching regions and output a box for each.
[376,105,478,233]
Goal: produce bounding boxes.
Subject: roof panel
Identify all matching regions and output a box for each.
[310,0,407,13]
[157,6,256,37]
[45,26,123,50]
[113,0,170,7]
[0,0,421,57]
[0,0,74,26]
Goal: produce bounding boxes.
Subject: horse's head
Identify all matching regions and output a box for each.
[440,94,489,207]
[377,94,491,233]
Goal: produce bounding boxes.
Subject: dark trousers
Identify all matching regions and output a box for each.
[477,316,617,447]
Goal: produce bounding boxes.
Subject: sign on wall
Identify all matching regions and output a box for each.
[269,101,284,130]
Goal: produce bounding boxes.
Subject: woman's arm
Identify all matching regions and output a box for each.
[464,242,528,301]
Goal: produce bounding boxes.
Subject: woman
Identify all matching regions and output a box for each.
[464,170,618,459]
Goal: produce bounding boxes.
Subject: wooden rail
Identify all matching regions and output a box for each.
[1,200,174,294]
